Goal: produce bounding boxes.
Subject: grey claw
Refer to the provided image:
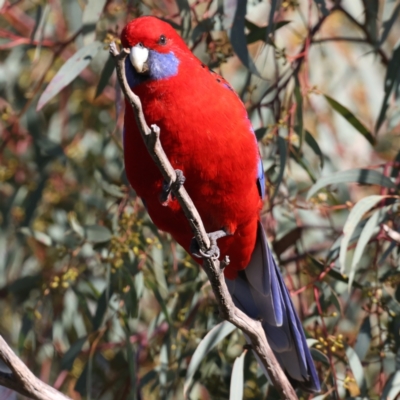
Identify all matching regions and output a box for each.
[190,229,227,260]
[160,169,185,203]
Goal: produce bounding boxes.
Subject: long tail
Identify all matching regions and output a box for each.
[225,221,320,393]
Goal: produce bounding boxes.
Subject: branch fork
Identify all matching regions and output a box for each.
[109,42,299,400]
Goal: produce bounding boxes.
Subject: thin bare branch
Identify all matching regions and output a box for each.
[110,42,299,400]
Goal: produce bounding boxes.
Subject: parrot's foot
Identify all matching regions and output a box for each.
[190,230,227,260]
[160,169,185,203]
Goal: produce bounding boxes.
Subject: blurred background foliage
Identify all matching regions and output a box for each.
[0,0,400,399]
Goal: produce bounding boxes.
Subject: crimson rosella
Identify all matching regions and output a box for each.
[120,16,320,393]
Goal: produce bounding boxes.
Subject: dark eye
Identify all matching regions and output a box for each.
[158,34,167,45]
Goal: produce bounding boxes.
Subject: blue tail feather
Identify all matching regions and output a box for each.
[225,221,321,393]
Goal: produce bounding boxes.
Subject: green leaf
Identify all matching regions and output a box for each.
[271,136,287,201]
[82,0,107,45]
[230,0,260,76]
[382,289,400,317]
[354,316,371,362]
[176,0,191,40]
[37,41,102,110]
[309,257,363,289]
[348,207,383,289]
[346,345,366,395]
[61,337,87,370]
[148,281,171,326]
[84,225,112,243]
[340,195,386,274]
[313,0,329,16]
[266,0,279,41]
[229,350,246,400]
[324,95,376,146]
[305,130,324,168]
[376,39,400,132]
[382,371,400,400]
[95,54,115,98]
[92,284,114,330]
[379,4,400,46]
[254,127,267,141]
[184,321,236,397]
[19,227,53,246]
[245,20,290,44]
[7,275,42,301]
[191,18,214,42]
[362,0,379,42]
[125,329,137,400]
[74,362,88,396]
[294,76,304,148]
[307,169,396,200]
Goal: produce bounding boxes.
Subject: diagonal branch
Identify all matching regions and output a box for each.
[110,42,299,400]
[0,336,72,400]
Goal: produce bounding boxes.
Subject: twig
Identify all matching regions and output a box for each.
[0,336,72,400]
[110,42,299,400]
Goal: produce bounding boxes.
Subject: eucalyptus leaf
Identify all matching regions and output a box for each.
[324,95,375,146]
[37,41,102,110]
[229,350,246,400]
[84,225,112,243]
[340,195,386,274]
[184,321,236,398]
[307,169,395,200]
[376,40,400,132]
[348,207,383,289]
[95,54,115,98]
[346,345,366,395]
[382,371,400,400]
[354,316,371,362]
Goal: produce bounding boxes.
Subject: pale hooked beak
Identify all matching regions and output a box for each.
[129,43,149,73]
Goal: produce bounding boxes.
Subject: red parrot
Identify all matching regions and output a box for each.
[121,16,320,393]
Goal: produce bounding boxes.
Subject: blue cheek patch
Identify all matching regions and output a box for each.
[125,50,180,88]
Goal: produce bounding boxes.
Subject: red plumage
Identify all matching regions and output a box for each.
[121,17,261,280]
[121,16,321,393]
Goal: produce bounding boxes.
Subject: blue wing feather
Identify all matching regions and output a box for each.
[226,222,321,393]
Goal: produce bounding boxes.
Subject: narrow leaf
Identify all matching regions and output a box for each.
[313,0,329,16]
[348,207,382,289]
[376,39,400,132]
[340,195,386,273]
[382,371,400,400]
[230,0,260,76]
[271,136,287,201]
[307,169,395,200]
[254,127,267,141]
[354,316,371,362]
[37,41,102,110]
[379,4,400,46]
[95,54,115,98]
[184,321,236,398]
[346,345,366,395]
[266,0,278,40]
[294,75,304,149]
[305,130,324,168]
[245,20,290,44]
[93,285,114,330]
[191,18,214,42]
[324,95,376,146]
[82,0,107,45]
[84,225,112,243]
[229,350,246,400]
[61,337,87,370]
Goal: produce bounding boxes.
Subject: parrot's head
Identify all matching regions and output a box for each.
[121,16,189,87]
